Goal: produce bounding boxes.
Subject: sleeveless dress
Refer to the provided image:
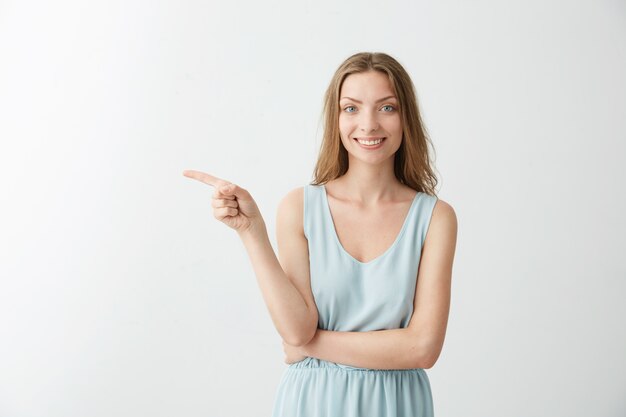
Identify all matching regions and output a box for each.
[270,183,438,417]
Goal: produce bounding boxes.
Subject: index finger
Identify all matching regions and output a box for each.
[182,170,228,188]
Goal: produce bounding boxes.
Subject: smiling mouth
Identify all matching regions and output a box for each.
[354,137,386,145]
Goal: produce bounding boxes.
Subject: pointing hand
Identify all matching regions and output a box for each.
[182,170,263,234]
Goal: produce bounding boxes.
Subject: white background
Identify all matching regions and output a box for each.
[1,0,625,416]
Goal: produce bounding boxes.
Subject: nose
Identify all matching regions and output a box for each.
[359,110,379,133]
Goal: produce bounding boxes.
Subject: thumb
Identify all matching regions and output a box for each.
[220,183,234,193]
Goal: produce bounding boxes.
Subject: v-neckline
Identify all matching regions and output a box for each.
[321,184,420,266]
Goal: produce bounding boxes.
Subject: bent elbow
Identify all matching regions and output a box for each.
[419,348,442,369]
[409,342,442,369]
[285,320,317,347]
[420,355,438,370]
[283,335,305,347]
[409,354,435,370]
[285,330,314,347]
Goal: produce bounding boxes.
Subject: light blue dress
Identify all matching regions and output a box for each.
[271,183,438,417]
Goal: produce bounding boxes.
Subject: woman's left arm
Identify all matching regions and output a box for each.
[285,200,458,370]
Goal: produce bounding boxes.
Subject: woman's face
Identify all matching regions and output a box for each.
[338,70,403,165]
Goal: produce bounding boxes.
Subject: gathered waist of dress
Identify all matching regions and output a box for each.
[288,356,426,373]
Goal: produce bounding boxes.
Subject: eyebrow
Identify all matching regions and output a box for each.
[339,95,397,103]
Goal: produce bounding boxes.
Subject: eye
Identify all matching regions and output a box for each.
[381,105,396,112]
[343,105,357,113]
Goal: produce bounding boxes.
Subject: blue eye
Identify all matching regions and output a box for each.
[344,106,356,113]
[381,105,395,112]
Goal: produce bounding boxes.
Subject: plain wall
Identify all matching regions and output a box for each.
[1,0,625,416]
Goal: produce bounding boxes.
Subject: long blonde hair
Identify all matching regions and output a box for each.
[311,52,439,196]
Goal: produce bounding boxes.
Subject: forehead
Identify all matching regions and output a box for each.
[339,71,395,99]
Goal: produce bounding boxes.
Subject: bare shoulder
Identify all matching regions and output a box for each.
[426,198,458,245]
[276,186,305,235]
[432,198,457,226]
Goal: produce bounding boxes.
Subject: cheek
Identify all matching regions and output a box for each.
[389,121,403,137]
[387,114,402,128]
[338,115,347,130]
[338,118,351,138]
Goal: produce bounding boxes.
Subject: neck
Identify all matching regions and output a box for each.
[333,156,402,204]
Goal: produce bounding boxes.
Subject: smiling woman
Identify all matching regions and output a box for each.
[184,51,457,417]
[268,52,458,417]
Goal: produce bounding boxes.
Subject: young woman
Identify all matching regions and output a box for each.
[183,52,457,417]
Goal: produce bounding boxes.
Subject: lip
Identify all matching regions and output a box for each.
[354,136,385,140]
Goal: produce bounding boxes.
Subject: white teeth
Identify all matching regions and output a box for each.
[357,138,384,145]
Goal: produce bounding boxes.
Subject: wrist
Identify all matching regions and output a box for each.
[237,219,267,240]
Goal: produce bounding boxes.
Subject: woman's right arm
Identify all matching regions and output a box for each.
[237,186,318,346]
[182,170,317,347]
